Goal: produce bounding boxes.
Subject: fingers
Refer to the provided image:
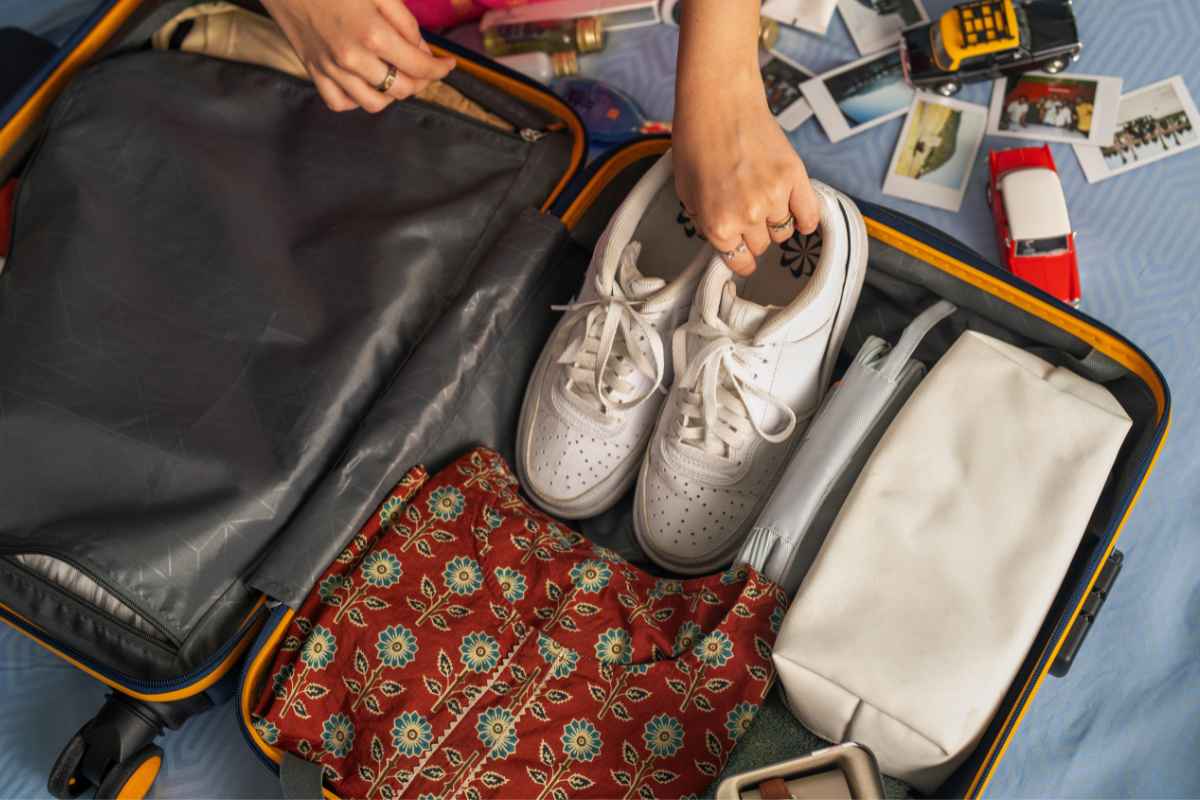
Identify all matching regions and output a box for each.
[309,1,453,114]
[376,0,425,45]
[723,244,757,277]
[707,231,757,276]
[700,202,776,275]
[788,162,822,236]
[766,212,795,244]
[364,25,454,91]
[678,152,826,278]
[375,0,459,80]
[312,72,359,113]
[742,222,772,261]
[326,61,396,113]
[701,211,759,275]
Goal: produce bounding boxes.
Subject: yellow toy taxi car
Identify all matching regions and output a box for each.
[900,0,1081,96]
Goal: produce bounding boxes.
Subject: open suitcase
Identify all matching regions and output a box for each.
[0,2,1170,798]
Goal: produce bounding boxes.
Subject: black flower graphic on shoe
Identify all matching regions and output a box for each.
[780,229,821,278]
[676,201,706,240]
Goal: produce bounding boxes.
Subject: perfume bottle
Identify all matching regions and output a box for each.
[495,51,580,83]
[482,17,606,57]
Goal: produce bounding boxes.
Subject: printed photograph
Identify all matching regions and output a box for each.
[884,94,987,212]
[1074,76,1200,183]
[987,72,1122,146]
[764,0,838,34]
[802,48,915,142]
[761,51,815,130]
[838,0,928,56]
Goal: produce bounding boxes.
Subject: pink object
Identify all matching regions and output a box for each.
[409,0,551,29]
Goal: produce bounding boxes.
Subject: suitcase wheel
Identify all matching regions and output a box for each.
[47,691,210,799]
[47,728,92,799]
[48,720,165,800]
[95,745,163,800]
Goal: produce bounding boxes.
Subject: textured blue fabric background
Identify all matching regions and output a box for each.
[1,0,104,43]
[1,0,1197,796]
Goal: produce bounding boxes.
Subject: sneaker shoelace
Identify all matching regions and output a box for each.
[671,319,797,458]
[551,272,666,416]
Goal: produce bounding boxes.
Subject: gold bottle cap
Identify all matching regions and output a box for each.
[759,17,780,50]
[551,50,580,77]
[575,17,606,53]
[481,26,499,56]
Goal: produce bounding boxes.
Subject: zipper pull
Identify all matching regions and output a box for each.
[519,128,547,142]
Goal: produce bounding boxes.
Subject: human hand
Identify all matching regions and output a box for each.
[673,76,820,276]
[261,0,455,113]
[672,0,819,276]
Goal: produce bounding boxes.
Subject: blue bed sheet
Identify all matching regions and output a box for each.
[1,0,1197,796]
[1,0,106,44]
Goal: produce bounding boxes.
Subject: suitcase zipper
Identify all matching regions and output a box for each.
[1,549,180,647]
[408,88,550,145]
[0,594,268,694]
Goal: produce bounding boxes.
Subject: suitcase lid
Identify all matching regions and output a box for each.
[0,14,589,697]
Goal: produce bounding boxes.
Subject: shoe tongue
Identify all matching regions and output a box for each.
[619,257,666,299]
[718,282,770,337]
[602,241,665,301]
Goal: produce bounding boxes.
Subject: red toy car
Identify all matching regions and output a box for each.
[987,144,1081,306]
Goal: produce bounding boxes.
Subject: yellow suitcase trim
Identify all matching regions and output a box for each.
[241,607,340,800]
[0,0,144,168]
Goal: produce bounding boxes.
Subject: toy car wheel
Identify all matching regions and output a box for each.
[935,80,961,97]
[1042,57,1068,74]
[95,745,164,800]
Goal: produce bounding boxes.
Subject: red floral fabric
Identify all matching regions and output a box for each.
[252,448,787,799]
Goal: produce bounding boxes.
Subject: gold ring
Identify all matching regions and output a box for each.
[377,63,398,93]
[767,214,795,232]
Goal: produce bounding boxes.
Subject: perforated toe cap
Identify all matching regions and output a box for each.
[522,401,639,510]
[637,458,758,569]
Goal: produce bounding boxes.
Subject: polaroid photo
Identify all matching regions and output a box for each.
[883,93,986,212]
[837,0,927,56]
[988,71,1122,146]
[1074,76,1200,183]
[801,48,915,142]
[761,49,815,130]
[763,0,839,35]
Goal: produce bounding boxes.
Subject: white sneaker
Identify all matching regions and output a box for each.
[516,151,710,519]
[634,182,868,574]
